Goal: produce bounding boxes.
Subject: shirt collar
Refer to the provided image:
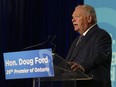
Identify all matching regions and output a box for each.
[83,23,97,36]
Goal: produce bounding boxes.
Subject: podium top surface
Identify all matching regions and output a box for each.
[40,53,93,81]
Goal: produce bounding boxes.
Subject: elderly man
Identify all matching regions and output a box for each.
[66,4,112,87]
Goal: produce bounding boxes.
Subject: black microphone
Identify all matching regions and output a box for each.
[50,35,56,53]
[22,35,51,50]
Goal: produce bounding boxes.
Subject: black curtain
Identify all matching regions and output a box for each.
[0,0,83,87]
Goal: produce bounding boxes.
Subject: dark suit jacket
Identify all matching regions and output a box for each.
[66,24,112,87]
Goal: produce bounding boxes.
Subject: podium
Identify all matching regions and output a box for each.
[3,49,92,87]
[3,48,93,87]
[35,53,93,87]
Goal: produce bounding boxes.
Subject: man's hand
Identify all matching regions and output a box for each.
[68,62,85,72]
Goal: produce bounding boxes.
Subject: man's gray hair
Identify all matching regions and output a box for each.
[75,4,97,23]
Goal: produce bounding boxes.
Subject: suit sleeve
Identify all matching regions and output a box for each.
[81,32,112,72]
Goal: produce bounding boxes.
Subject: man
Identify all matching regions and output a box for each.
[66,4,112,87]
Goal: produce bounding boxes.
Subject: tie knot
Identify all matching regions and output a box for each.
[79,35,84,40]
[76,35,84,46]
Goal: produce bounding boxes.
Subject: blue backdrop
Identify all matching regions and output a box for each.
[84,0,116,87]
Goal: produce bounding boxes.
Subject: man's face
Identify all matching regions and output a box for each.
[72,8,90,34]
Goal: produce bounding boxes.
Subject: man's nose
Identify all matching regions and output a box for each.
[72,18,75,22]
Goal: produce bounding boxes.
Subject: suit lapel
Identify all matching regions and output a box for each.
[72,25,99,59]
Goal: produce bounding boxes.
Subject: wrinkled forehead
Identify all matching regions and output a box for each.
[72,8,86,17]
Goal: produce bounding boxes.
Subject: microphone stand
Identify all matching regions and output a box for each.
[33,78,40,87]
[22,35,56,87]
[23,35,51,50]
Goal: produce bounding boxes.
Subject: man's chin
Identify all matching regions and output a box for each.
[74,28,79,32]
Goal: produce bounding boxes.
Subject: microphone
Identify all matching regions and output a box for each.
[22,35,51,50]
[50,35,56,53]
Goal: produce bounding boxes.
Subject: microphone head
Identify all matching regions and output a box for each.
[50,35,56,53]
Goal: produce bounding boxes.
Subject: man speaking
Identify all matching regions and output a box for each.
[66,4,112,87]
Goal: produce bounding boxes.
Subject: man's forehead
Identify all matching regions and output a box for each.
[72,9,82,16]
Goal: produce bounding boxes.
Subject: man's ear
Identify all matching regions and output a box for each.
[88,15,92,23]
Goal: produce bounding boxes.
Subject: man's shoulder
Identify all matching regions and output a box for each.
[94,25,110,36]
[97,28,110,37]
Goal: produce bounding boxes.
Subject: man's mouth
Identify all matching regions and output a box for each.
[73,24,78,27]
[73,23,79,31]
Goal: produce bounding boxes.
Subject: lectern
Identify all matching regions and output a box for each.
[37,53,93,87]
[3,49,92,87]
